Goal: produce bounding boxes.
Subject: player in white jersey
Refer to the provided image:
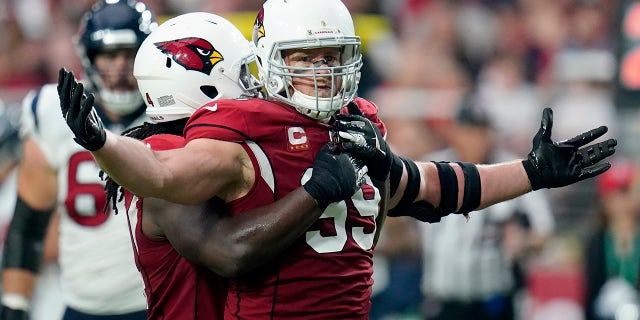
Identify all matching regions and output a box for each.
[0,101,64,320]
[0,1,156,319]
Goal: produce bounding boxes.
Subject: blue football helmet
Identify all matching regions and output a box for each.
[75,0,157,115]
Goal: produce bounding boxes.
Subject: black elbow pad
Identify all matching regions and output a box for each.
[3,196,53,273]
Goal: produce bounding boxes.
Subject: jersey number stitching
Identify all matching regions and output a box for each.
[66,152,109,226]
[301,169,380,253]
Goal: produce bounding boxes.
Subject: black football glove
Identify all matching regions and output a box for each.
[303,142,367,211]
[57,68,106,151]
[522,107,617,190]
[332,103,392,181]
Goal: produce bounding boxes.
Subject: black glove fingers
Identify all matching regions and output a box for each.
[524,107,617,190]
[578,162,611,181]
[58,69,74,115]
[304,142,360,210]
[325,141,339,154]
[331,119,352,132]
[56,70,106,151]
[350,156,368,186]
[57,68,67,97]
[564,126,608,147]
[344,141,375,158]
[69,81,84,122]
[333,118,369,133]
[347,102,364,116]
[334,114,361,122]
[539,108,553,141]
[78,93,94,131]
[578,139,617,166]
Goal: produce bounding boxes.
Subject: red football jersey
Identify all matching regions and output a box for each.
[133,133,228,319]
[185,98,386,319]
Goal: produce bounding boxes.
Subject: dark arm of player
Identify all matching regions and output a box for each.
[154,188,321,277]
[151,143,365,278]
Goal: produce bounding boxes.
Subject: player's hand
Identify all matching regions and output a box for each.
[332,103,391,181]
[57,68,106,151]
[303,142,367,211]
[0,305,28,320]
[523,107,617,190]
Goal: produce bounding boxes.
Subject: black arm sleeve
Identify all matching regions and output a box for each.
[456,162,481,214]
[388,158,448,223]
[2,196,53,273]
[388,161,480,223]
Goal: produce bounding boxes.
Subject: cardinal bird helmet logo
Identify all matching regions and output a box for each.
[252,8,265,45]
[154,37,223,75]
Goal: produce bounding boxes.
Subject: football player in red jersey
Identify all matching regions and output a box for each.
[59,0,616,318]
[82,11,365,320]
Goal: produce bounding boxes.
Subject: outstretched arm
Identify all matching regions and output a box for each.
[334,107,617,222]
[95,131,247,204]
[58,68,244,204]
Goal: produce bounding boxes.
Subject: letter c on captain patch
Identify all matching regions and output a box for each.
[287,127,309,152]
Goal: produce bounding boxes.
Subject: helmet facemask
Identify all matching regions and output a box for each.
[85,47,144,116]
[237,54,263,99]
[262,39,362,120]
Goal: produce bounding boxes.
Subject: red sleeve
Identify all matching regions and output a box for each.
[347,97,387,137]
[183,99,252,142]
[143,134,186,151]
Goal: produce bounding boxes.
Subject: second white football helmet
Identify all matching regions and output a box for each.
[135,12,261,123]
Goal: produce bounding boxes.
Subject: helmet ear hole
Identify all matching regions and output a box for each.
[201,86,220,100]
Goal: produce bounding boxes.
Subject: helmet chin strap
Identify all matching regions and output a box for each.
[98,88,143,116]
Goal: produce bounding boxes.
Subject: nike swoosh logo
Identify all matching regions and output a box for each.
[204,104,218,112]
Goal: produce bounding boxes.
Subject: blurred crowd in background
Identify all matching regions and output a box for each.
[2,0,640,319]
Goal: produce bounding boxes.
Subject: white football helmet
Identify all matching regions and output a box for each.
[134,12,262,123]
[252,0,362,120]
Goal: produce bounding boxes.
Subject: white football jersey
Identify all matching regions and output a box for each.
[20,84,147,314]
